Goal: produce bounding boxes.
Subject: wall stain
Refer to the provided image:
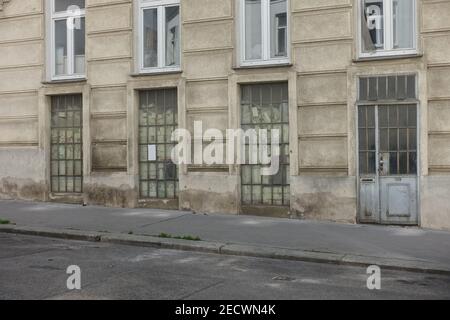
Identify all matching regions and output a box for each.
[180,189,238,214]
[0,177,47,201]
[85,183,136,208]
[292,193,356,223]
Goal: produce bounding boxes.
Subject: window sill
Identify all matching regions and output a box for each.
[42,78,87,85]
[130,70,183,77]
[234,62,293,70]
[354,53,423,63]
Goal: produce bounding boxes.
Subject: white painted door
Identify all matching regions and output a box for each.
[358,104,418,225]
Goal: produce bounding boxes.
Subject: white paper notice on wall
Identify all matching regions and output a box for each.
[148,144,157,161]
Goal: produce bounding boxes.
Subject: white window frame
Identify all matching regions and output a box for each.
[239,0,290,67]
[48,0,86,81]
[138,0,181,74]
[358,0,418,59]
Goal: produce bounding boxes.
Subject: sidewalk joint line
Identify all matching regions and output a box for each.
[137,213,192,228]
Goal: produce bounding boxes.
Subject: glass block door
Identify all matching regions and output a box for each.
[139,89,178,199]
[50,94,83,193]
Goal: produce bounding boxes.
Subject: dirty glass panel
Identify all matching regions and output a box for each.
[409,152,417,174]
[165,6,180,67]
[409,128,416,150]
[147,182,155,198]
[55,0,85,12]
[143,8,158,68]
[389,105,398,127]
[387,76,397,100]
[283,186,290,206]
[74,17,85,74]
[368,77,378,101]
[242,186,252,205]
[359,78,368,101]
[408,105,417,127]
[378,76,387,100]
[272,187,283,205]
[262,187,272,205]
[389,129,398,150]
[406,75,416,99]
[50,95,82,193]
[399,106,408,127]
[139,89,178,199]
[399,152,408,174]
[245,0,262,60]
[378,105,417,175]
[389,152,398,174]
[54,20,68,76]
[397,75,407,100]
[361,0,384,52]
[378,105,388,127]
[252,185,262,204]
[392,0,414,49]
[358,105,376,175]
[166,182,175,199]
[270,0,287,58]
[399,129,408,150]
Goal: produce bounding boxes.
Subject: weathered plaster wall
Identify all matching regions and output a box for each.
[291,175,357,223]
[179,171,239,215]
[0,0,45,201]
[421,176,450,231]
[422,0,450,230]
[0,148,47,200]
[0,0,449,230]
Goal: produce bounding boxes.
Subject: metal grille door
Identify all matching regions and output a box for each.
[358,104,418,225]
[240,83,290,206]
[357,75,418,225]
[139,89,178,199]
[50,95,83,193]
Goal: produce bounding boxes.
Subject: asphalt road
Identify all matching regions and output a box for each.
[0,233,449,300]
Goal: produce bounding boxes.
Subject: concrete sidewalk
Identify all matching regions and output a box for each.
[1,200,450,274]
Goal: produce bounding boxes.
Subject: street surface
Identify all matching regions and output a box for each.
[0,233,449,300]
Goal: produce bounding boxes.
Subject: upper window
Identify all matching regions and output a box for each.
[359,0,417,58]
[240,0,289,66]
[49,0,86,80]
[138,0,181,73]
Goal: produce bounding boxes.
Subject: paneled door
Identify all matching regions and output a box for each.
[358,104,418,225]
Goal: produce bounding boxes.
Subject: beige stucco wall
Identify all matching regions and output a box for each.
[0,0,449,230]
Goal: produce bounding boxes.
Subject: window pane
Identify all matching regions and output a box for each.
[361,0,384,52]
[55,20,67,76]
[74,17,85,74]
[270,0,287,58]
[55,0,85,12]
[165,6,180,67]
[393,0,414,49]
[245,0,262,60]
[409,152,417,174]
[143,8,158,68]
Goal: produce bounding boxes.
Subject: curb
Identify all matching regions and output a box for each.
[1,224,449,276]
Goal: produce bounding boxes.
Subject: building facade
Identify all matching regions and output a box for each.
[1,0,450,231]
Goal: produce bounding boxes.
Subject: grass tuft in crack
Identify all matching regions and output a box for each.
[158,232,201,241]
